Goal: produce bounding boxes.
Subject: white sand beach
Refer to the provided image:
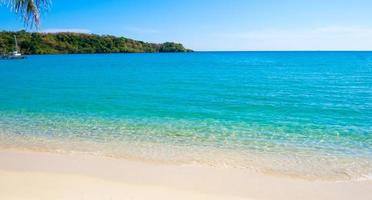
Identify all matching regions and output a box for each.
[0,150,371,200]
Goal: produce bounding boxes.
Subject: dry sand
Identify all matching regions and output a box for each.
[0,150,371,200]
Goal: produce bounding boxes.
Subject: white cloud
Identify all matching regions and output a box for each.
[41,28,91,34]
[220,26,372,40]
[204,26,372,51]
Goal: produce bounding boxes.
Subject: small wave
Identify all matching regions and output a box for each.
[351,173,372,182]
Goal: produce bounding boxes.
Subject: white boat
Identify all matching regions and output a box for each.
[1,36,25,59]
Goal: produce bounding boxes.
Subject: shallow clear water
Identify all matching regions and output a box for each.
[0,52,371,180]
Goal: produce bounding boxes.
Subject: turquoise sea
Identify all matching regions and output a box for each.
[0,52,371,180]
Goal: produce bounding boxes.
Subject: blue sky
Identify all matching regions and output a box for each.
[1,0,372,50]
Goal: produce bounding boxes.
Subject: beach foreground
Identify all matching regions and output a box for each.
[0,150,371,200]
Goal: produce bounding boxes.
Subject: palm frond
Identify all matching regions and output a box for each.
[3,0,50,29]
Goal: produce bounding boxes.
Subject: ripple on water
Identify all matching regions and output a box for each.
[0,112,371,181]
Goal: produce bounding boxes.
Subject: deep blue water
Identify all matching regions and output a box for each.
[0,52,371,180]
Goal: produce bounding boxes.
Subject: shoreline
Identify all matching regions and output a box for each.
[0,149,371,200]
[1,131,370,181]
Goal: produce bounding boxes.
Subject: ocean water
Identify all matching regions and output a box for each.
[0,52,371,180]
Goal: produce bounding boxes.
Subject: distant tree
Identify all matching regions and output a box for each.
[1,0,50,28]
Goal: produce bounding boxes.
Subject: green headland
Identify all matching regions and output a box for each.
[0,30,192,55]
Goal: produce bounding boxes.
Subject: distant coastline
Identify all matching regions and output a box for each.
[0,31,192,55]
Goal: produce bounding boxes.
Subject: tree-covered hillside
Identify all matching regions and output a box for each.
[0,31,192,54]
